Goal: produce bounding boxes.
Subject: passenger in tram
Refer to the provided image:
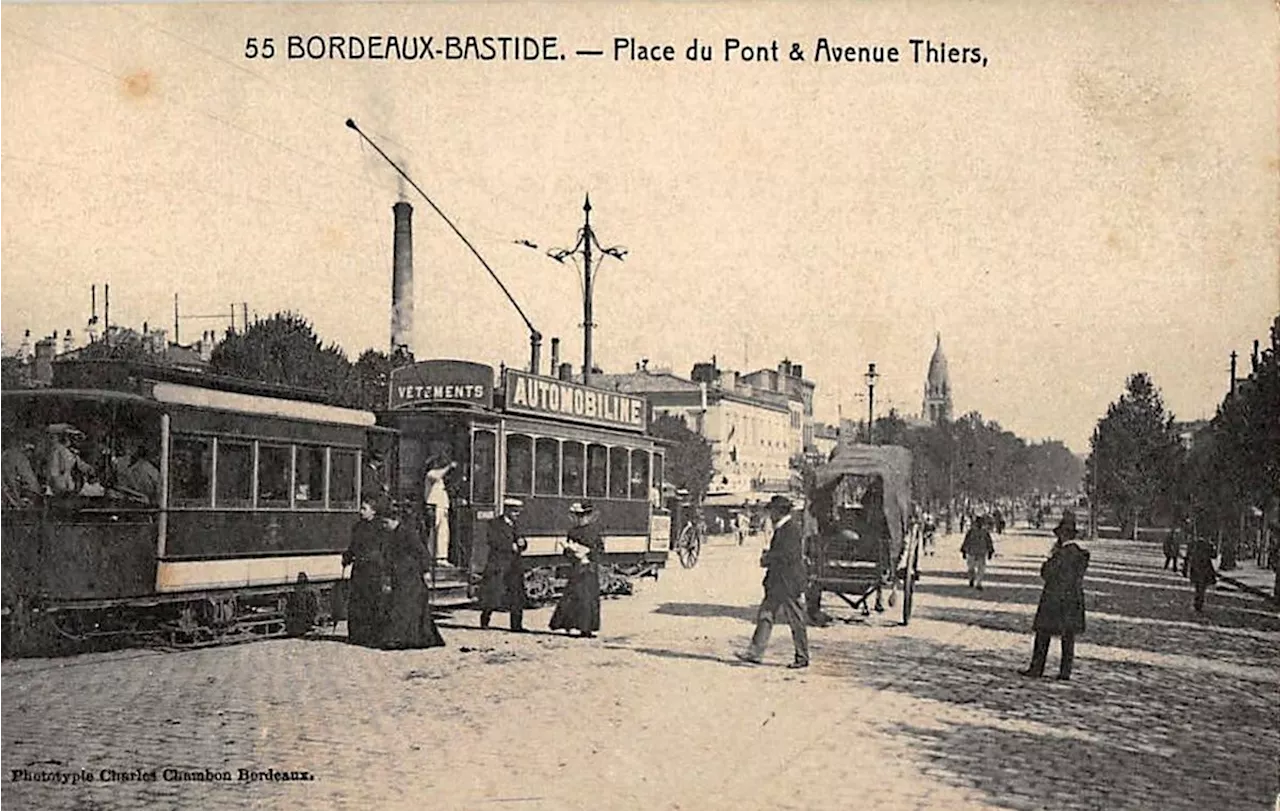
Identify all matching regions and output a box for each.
[44,423,94,496]
[2,431,40,507]
[478,497,529,632]
[379,499,446,650]
[422,446,458,564]
[550,501,604,638]
[112,441,161,504]
[343,499,387,647]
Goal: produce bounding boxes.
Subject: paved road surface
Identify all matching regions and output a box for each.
[4,529,1278,810]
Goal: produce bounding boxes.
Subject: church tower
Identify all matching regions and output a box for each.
[922,333,952,424]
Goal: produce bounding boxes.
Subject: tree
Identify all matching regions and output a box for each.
[350,347,415,411]
[650,414,714,503]
[209,313,355,401]
[1088,372,1183,538]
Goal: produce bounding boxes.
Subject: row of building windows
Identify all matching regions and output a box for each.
[170,434,359,510]
[502,434,663,501]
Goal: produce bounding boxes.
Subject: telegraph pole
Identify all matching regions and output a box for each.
[548,194,627,387]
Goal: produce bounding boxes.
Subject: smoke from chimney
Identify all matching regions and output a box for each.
[391,201,414,355]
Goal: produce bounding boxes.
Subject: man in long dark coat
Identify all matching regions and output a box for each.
[479,498,528,632]
[550,501,604,638]
[960,515,996,590]
[379,503,445,650]
[342,500,386,647]
[1186,535,1218,613]
[737,495,810,669]
[1020,511,1089,681]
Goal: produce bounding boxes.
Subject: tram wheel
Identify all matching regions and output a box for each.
[524,568,554,603]
[677,526,701,569]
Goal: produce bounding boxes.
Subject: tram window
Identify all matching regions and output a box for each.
[562,441,585,497]
[609,446,629,499]
[257,444,292,508]
[505,434,533,495]
[296,446,326,508]
[472,430,497,505]
[216,440,253,508]
[585,443,608,498]
[170,436,212,507]
[630,450,649,501]
[535,437,561,496]
[330,449,358,509]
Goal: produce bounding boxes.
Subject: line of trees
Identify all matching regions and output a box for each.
[1087,315,1279,579]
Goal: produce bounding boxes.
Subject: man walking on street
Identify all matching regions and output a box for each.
[961,515,995,590]
[478,498,528,632]
[1020,511,1089,681]
[1186,534,1218,613]
[736,495,809,669]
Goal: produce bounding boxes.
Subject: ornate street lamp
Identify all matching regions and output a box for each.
[864,362,879,444]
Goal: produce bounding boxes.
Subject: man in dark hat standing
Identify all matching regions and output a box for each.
[737,495,810,669]
[1021,510,1089,680]
[478,497,529,632]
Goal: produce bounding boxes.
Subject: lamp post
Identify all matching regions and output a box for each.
[864,362,879,444]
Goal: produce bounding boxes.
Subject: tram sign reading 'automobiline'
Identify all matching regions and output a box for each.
[504,370,647,432]
[389,360,495,410]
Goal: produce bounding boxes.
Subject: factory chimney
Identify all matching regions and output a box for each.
[391,202,414,355]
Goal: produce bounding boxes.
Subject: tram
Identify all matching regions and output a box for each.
[381,359,670,600]
[1,360,392,655]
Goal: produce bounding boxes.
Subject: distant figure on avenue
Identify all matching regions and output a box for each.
[2,432,40,508]
[423,449,458,563]
[342,500,387,647]
[1020,511,1090,681]
[379,502,445,650]
[479,498,529,632]
[1162,526,1183,572]
[1185,534,1218,613]
[960,515,996,590]
[992,508,1006,535]
[550,501,604,638]
[736,511,748,546]
[736,495,810,669]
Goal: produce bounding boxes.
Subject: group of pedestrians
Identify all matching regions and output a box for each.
[472,497,604,638]
[343,497,446,650]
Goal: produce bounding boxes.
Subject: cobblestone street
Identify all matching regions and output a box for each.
[4,528,1278,811]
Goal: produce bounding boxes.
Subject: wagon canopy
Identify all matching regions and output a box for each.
[810,444,913,555]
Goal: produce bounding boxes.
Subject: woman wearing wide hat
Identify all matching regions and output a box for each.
[550,501,604,637]
[379,499,446,650]
[1020,510,1090,680]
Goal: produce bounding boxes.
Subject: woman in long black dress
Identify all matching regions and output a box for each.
[379,503,446,650]
[342,500,386,647]
[550,501,604,638]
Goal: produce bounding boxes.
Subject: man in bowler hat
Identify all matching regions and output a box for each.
[737,495,810,669]
[1020,510,1089,681]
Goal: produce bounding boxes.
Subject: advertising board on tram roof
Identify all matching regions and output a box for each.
[504,369,647,433]
[388,360,494,410]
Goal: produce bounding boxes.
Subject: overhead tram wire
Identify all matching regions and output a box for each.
[346,118,543,362]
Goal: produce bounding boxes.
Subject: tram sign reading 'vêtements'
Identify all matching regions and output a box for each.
[389,360,495,410]
[504,370,647,433]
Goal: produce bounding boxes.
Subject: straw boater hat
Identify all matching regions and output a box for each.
[569,500,596,515]
[503,497,524,509]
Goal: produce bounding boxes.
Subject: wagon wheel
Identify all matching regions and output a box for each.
[524,567,554,603]
[677,524,701,569]
[901,548,918,626]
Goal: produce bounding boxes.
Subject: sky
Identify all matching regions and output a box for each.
[2,1,1277,453]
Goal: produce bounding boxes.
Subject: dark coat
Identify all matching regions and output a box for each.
[342,518,386,647]
[1032,541,1090,635]
[478,516,528,612]
[550,522,604,633]
[960,526,995,560]
[762,514,806,601]
[380,522,445,650]
[1186,539,1218,587]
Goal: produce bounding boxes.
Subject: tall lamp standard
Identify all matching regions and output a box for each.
[864,362,879,444]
